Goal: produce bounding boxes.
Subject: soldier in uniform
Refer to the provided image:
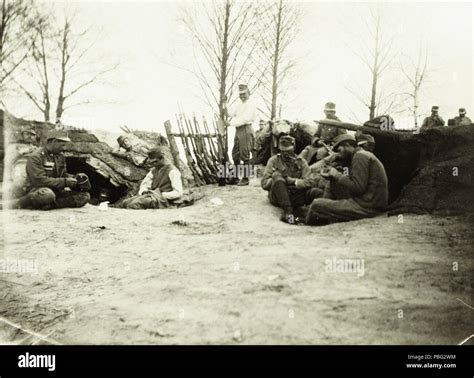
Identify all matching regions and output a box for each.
[227,84,259,186]
[112,134,150,167]
[306,134,388,225]
[9,130,90,210]
[261,135,320,224]
[121,147,184,209]
[420,105,445,132]
[311,102,347,161]
[453,108,472,126]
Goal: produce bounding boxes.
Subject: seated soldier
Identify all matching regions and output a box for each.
[261,135,320,224]
[306,134,388,225]
[298,135,320,166]
[9,131,90,210]
[122,147,183,209]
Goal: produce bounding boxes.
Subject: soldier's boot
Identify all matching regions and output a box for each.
[226,161,240,185]
[237,160,250,186]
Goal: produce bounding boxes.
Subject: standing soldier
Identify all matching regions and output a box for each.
[420,105,445,132]
[453,108,472,126]
[261,135,320,224]
[312,102,347,161]
[227,84,259,186]
[8,130,90,210]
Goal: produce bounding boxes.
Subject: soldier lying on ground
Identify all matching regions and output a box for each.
[121,147,185,209]
[306,134,388,225]
[112,134,150,167]
[5,131,90,210]
[261,135,321,225]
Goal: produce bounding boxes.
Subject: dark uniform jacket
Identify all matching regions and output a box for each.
[314,115,346,143]
[25,148,68,192]
[261,153,312,191]
[420,115,445,132]
[332,148,388,211]
[453,116,472,126]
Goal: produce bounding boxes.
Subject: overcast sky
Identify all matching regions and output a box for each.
[8,0,473,134]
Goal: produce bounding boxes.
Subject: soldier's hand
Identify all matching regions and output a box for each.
[271,171,283,181]
[285,177,296,186]
[321,167,339,178]
[65,177,78,188]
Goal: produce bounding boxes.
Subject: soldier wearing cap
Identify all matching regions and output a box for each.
[311,102,347,161]
[121,147,184,209]
[261,135,320,224]
[112,133,150,167]
[453,108,472,126]
[420,105,445,132]
[227,83,259,186]
[9,130,90,209]
[356,133,375,153]
[306,134,388,225]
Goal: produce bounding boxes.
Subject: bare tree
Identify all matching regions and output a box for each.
[250,0,300,120]
[54,16,119,121]
[13,11,119,122]
[14,13,53,121]
[180,0,260,120]
[400,46,429,127]
[0,0,42,95]
[344,4,400,120]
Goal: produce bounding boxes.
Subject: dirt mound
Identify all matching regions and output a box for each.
[388,125,474,215]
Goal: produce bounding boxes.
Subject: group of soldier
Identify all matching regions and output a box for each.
[5,83,471,226]
[419,105,472,132]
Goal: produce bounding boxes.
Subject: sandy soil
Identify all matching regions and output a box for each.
[1,179,473,345]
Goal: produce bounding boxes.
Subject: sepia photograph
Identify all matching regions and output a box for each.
[0,0,473,375]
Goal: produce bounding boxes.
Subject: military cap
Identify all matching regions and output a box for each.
[459,108,466,114]
[22,129,36,135]
[431,105,439,112]
[356,133,375,146]
[46,130,71,142]
[238,84,249,94]
[324,102,336,113]
[332,134,356,151]
[279,135,295,151]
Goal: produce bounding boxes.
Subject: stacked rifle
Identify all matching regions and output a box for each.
[173,113,229,186]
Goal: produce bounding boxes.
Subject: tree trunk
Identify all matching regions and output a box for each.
[56,20,68,121]
[218,1,230,122]
[271,0,283,120]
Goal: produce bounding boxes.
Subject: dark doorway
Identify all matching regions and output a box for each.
[66,156,128,205]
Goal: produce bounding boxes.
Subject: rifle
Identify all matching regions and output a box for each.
[202,116,219,163]
[183,114,215,184]
[176,115,204,186]
[193,115,218,178]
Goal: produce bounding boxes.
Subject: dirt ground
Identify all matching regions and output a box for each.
[1,179,473,345]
